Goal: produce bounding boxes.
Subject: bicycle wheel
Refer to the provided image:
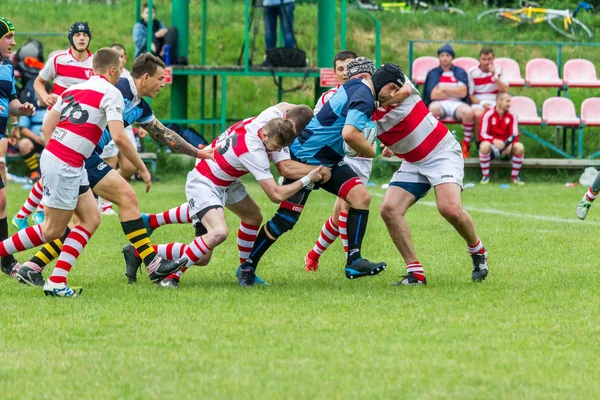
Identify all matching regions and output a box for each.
[477,8,518,22]
[430,5,465,14]
[547,15,593,40]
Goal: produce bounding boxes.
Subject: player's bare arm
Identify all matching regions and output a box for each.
[441,84,468,98]
[33,76,56,108]
[8,98,35,117]
[41,109,60,144]
[342,125,376,158]
[381,84,412,107]
[276,159,331,183]
[258,167,324,203]
[140,119,215,160]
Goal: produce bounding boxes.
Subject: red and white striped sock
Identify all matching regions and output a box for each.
[38,203,45,212]
[174,236,213,278]
[479,151,491,178]
[101,201,113,213]
[0,225,46,257]
[585,188,598,202]
[16,181,44,219]
[462,123,474,144]
[467,238,486,255]
[307,216,340,261]
[338,211,349,261]
[511,155,524,180]
[237,222,259,264]
[148,203,191,229]
[406,261,425,281]
[152,243,188,260]
[48,226,91,284]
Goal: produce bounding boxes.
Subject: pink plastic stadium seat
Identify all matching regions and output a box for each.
[563,59,600,88]
[494,57,525,87]
[509,96,542,125]
[581,98,600,126]
[453,57,479,73]
[526,58,563,87]
[412,56,439,85]
[542,97,580,126]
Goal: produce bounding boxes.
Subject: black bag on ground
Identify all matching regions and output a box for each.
[264,47,306,68]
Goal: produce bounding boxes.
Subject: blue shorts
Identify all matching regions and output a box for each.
[85,152,112,189]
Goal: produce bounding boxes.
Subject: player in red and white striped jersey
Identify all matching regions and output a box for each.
[374,80,488,285]
[468,48,509,157]
[313,50,357,114]
[34,22,94,110]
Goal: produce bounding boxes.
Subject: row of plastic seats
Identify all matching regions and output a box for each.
[509,96,600,127]
[412,56,600,88]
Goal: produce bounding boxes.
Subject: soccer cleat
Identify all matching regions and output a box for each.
[32,211,45,225]
[237,264,256,287]
[141,213,154,237]
[158,277,180,289]
[29,171,41,183]
[43,280,82,297]
[577,197,593,220]
[461,140,470,158]
[102,207,117,216]
[393,273,427,285]
[304,254,319,272]
[16,262,45,287]
[122,244,143,283]
[471,251,488,282]
[344,258,386,280]
[12,215,29,230]
[235,264,270,286]
[511,177,525,185]
[147,256,187,284]
[1,260,20,278]
[480,176,490,185]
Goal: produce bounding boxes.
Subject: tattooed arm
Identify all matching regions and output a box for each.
[139,119,215,160]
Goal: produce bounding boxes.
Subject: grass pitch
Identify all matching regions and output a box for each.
[1,176,599,399]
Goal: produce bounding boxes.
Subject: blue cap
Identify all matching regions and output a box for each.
[437,43,455,58]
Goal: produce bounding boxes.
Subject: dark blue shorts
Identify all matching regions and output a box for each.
[85,152,113,189]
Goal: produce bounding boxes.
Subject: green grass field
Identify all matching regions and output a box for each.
[1,176,599,399]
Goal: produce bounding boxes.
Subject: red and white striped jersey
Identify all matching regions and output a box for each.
[373,83,452,163]
[314,85,339,114]
[480,107,518,143]
[39,49,94,97]
[438,70,465,103]
[468,66,508,102]
[45,75,124,168]
[195,109,279,187]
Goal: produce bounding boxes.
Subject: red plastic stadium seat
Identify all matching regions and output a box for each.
[509,96,541,125]
[581,98,600,126]
[563,59,600,88]
[526,58,563,87]
[542,97,580,126]
[494,57,525,87]
[453,57,479,73]
[412,56,439,85]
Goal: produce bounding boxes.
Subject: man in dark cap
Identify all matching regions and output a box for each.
[422,43,474,160]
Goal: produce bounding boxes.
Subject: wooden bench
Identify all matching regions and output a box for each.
[382,156,600,169]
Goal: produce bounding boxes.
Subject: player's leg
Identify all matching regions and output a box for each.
[510,142,525,185]
[99,141,119,215]
[224,182,263,264]
[456,103,474,158]
[304,198,342,271]
[18,138,41,181]
[0,137,8,186]
[577,166,600,220]
[469,106,485,158]
[321,163,386,279]
[142,203,191,236]
[0,183,20,276]
[478,140,492,184]
[428,101,445,120]
[12,180,44,229]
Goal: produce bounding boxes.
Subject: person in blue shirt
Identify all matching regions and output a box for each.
[132,3,179,62]
[263,0,296,50]
[0,16,36,277]
[15,53,214,287]
[236,60,406,286]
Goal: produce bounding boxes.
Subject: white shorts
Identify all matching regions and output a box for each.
[100,126,136,159]
[390,137,464,193]
[471,100,496,111]
[225,180,249,205]
[40,151,90,210]
[435,100,464,120]
[344,155,373,186]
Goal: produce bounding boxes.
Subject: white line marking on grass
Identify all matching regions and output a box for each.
[370,192,599,226]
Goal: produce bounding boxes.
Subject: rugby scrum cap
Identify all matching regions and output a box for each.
[68,21,92,48]
[0,17,15,40]
[371,63,406,96]
[346,57,376,79]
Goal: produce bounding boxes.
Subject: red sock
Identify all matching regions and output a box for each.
[308,216,340,261]
[237,222,259,264]
[16,181,44,219]
[148,203,191,229]
[0,225,46,257]
[48,226,91,284]
[467,239,486,255]
[406,261,425,281]
[338,211,348,261]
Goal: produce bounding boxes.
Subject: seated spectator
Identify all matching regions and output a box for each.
[423,43,474,157]
[263,0,296,50]
[478,92,525,185]
[10,82,52,181]
[133,3,180,63]
[468,47,508,158]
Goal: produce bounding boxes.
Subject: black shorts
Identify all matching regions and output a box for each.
[85,152,113,189]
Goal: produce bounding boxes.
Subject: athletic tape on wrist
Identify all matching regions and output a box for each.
[300,176,311,187]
